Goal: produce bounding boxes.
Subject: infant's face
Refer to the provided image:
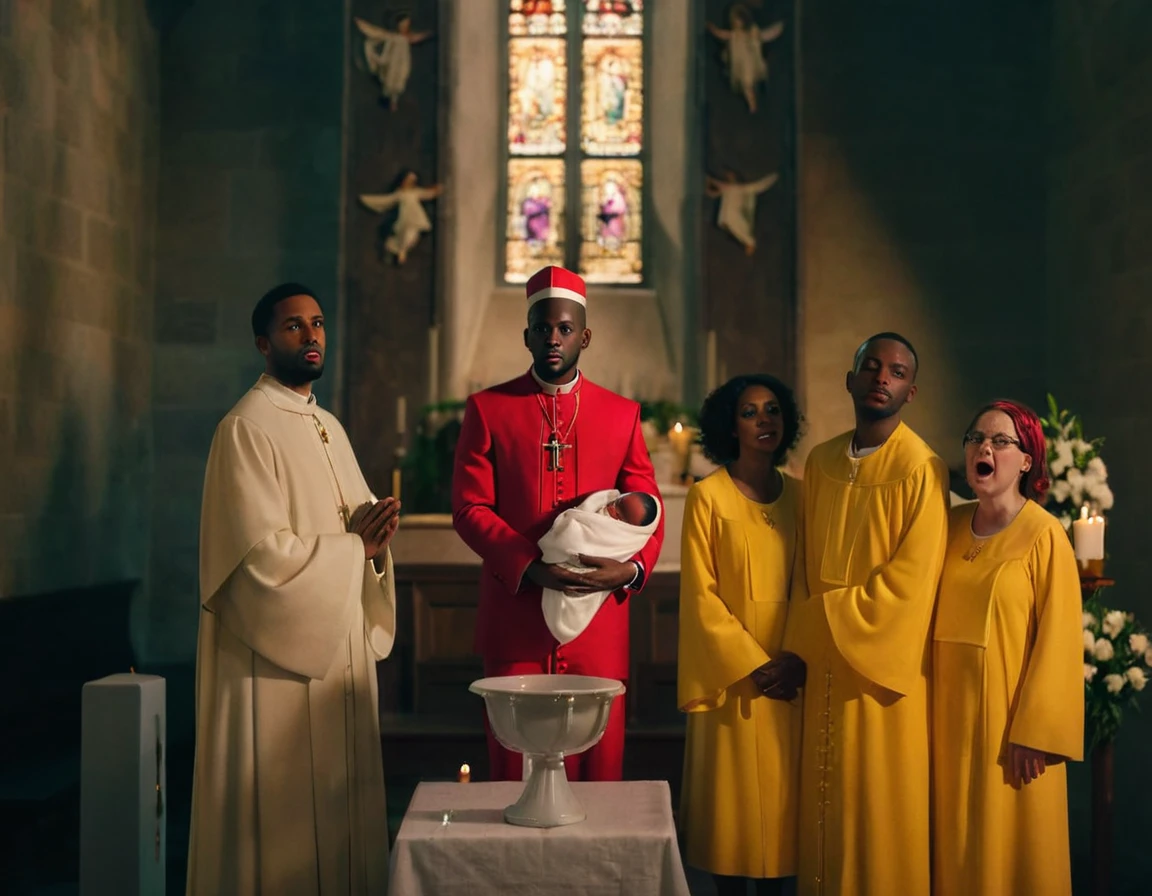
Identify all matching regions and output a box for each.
[607,493,648,526]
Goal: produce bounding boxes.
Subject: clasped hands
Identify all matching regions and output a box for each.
[348,498,401,560]
[526,555,637,595]
[750,651,806,701]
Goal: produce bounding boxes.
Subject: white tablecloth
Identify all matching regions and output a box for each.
[388,781,692,896]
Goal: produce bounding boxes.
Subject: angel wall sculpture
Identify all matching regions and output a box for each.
[705,171,779,255]
[706,5,784,113]
[354,13,433,111]
[360,171,444,265]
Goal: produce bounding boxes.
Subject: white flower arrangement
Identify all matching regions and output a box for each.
[1082,595,1152,749]
[1041,394,1113,528]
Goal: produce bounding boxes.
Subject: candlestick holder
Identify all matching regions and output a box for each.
[391,445,406,503]
[1079,557,1105,579]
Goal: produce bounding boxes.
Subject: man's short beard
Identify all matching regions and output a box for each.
[272,354,324,386]
[856,400,899,422]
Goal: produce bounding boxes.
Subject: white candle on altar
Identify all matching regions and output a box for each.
[396,395,407,436]
[457,763,471,783]
[1072,503,1105,561]
[427,326,440,404]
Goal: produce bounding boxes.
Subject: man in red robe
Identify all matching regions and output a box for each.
[452,265,664,782]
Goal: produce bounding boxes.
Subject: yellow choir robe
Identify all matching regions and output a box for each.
[782,422,948,896]
[932,500,1084,896]
[677,468,801,879]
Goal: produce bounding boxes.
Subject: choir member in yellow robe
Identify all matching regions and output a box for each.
[678,374,804,896]
[779,333,948,896]
[933,400,1083,896]
[188,285,400,896]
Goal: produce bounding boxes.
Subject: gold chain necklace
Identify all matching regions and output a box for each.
[537,390,581,472]
[962,538,987,562]
[964,500,1027,562]
[312,415,351,527]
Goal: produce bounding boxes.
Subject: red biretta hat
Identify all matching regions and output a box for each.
[525,265,587,308]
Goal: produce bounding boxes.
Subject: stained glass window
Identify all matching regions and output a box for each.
[509,39,567,155]
[579,160,642,283]
[504,2,645,284]
[582,0,643,37]
[580,39,642,156]
[508,0,568,37]
[506,159,567,283]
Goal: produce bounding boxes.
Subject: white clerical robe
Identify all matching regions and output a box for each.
[187,375,397,896]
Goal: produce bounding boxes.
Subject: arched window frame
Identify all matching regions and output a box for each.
[500,1,650,286]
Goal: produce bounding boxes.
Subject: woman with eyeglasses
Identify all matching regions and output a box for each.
[931,400,1083,896]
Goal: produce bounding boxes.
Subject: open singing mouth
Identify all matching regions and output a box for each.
[975,460,994,477]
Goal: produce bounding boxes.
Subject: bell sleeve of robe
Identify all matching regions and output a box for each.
[678,485,769,712]
[822,456,950,697]
[1008,523,1085,762]
[362,547,397,660]
[200,415,367,681]
[612,404,665,591]
[452,395,543,593]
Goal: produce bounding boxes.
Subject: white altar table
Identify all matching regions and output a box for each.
[388,780,692,896]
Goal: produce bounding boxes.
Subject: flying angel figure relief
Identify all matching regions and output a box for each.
[706,5,785,113]
[359,171,443,265]
[354,13,433,111]
[705,170,779,256]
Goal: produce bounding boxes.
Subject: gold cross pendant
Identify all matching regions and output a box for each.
[543,431,571,472]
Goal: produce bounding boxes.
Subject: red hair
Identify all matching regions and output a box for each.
[965,400,1050,502]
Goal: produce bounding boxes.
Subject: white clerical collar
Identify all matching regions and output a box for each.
[258,373,317,406]
[531,367,581,395]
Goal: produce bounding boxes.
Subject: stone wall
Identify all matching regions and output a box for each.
[0,0,157,607]
[1047,1,1152,889]
[149,0,346,661]
[795,0,1050,473]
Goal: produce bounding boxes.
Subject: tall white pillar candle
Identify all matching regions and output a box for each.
[80,673,166,896]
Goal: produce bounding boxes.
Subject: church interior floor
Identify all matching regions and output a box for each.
[2,710,725,895]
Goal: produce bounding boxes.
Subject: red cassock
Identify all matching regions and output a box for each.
[451,369,664,781]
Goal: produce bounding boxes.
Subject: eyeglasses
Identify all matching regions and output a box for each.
[962,431,1021,451]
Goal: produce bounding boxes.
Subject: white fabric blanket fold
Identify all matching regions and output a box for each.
[538,489,661,645]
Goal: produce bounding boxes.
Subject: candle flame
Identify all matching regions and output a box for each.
[673,422,683,433]
[460,763,470,775]
[1080,504,1089,520]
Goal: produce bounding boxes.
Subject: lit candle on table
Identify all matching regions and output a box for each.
[457,763,471,783]
[1072,503,1105,577]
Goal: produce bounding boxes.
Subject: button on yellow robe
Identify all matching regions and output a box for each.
[783,423,948,896]
[677,468,801,879]
[188,376,397,896]
[932,500,1084,896]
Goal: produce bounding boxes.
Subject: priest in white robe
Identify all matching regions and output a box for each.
[187,283,400,896]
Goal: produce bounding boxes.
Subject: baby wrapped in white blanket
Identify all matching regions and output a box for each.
[538,489,661,645]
